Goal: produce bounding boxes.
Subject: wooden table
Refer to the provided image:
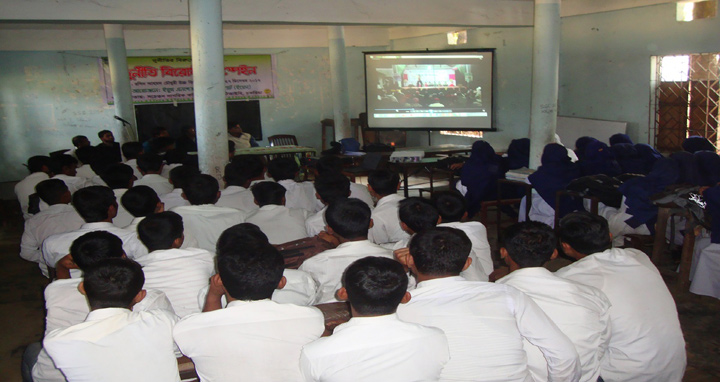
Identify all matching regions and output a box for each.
[234,145,316,161]
[385,144,473,197]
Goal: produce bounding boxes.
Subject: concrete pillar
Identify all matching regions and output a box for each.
[189,0,228,182]
[103,24,137,143]
[328,26,353,141]
[528,0,561,169]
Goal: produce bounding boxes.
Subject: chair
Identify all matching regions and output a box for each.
[268,134,298,147]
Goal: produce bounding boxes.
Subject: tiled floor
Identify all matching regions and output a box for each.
[1,191,719,381]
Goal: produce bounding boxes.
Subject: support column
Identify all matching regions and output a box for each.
[528,0,561,169]
[328,26,353,141]
[103,24,137,143]
[189,0,228,182]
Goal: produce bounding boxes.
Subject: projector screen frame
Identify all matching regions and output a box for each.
[363,48,496,132]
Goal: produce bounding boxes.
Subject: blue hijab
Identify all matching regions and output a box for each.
[574,136,598,161]
[694,150,720,186]
[682,136,716,153]
[609,133,633,146]
[635,144,663,174]
[610,143,646,174]
[669,151,700,185]
[528,143,582,215]
[619,158,679,231]
[506,138,530,170]
[703,185,720,243]
[580,140,622,177]
[461,141,504,216]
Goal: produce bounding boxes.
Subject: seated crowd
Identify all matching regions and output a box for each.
[15,129,696,382]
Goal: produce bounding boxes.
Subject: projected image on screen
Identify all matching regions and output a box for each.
[365,50,494,131]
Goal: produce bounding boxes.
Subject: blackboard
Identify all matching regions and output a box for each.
[134,100,263,143]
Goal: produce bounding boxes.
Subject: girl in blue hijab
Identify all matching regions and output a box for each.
[580,140,622,177]
[527,143,582,224]
[618,158,679,234]
[682,136,716,153]
[635,144,663,174]
[460,140,504,216]
[694,150,720,186]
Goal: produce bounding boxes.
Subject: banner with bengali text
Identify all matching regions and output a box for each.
[99,55,276,104]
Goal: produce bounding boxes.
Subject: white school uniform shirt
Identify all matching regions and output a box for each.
[305,206,326,237]
[278,179,320,213]
[396,277,581,382]
[173,299,325,382]
[20,204,84,268]
[123,216,145,232]
[438,221,493,281]
[170,205,245,252]
[690,242,720,299]
[555,248,686,382]
[15,172,50,219]
[160,188,189,211]
[161,163,182,178]
[133,173,173,196]
[245,204,310,245]
[300,313,450,382]
[134,247,215,318]
[197,269,319,308]
[33,281,174,382]
[369,193,411,245]
[123,158,144,181]
[299,240,394,303]
[52,174,90,195]
[112,188,135,228]
[43,308,180,382]
[312,183,375,211]
[75,164,97,182]
[42,222,148,270]
[497,267,611,382]
[215,185,259,213]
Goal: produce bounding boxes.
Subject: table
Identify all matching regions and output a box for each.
[234,145,316,161]
[385,145,473,197]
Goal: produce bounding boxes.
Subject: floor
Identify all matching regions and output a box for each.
[1,176,719,381]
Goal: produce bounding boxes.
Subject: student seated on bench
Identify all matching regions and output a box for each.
[30,231,174,382]
[133,153,173,196]
[173,243,324,382]
[555,212,686,382]
[306,172,351,237]
[396,227,581,382]
[268,157,318,213]
[300,256,450,382]
[245,181,310,244]
[216,155,264,213]
[120,185,163,232]
[99,163,136,228]
[136,212,215,318]
[367,169,409,246]
[43,258,180,382]
[496,221,611,382]
[42,186,147,275]
[20,179,84,277]
[299,198,394,303]
[171,174,245,252]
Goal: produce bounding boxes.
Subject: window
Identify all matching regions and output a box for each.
[651,53,720,152]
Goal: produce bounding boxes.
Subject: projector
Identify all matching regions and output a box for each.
[389,150,425,163]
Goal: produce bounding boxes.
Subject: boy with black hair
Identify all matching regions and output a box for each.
[149,136,175,155]
[136,211,214,317]
[268,157,318,212]
[300,256,449,381]
[199,222,317,307]
[173,244,324,381]
[314,155,374,208]
[20,179,84,276]
[171,174,245,251]
[96,129,122,162]
[215,157,263,213]
[16,155,53,219]
[367,169,410,245]
[245,181,309,244]
[227,121,258,149]
[42,186,148,274]
[73,146,102,183]
[160,165,198,211]
[121,141,145,180]
[50,154,90,194]
[306,171,351,236]
[134,153,173,196]
[100,163,137,228]
[299,198,394,303]
[32,232,174,382]
[43,258,181,382]
[121,185,163,231]
[555,212,686,382]
[496,221,611,382]
[160,148,187,178]
[432,191,493,281]
[396,227,581,382]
